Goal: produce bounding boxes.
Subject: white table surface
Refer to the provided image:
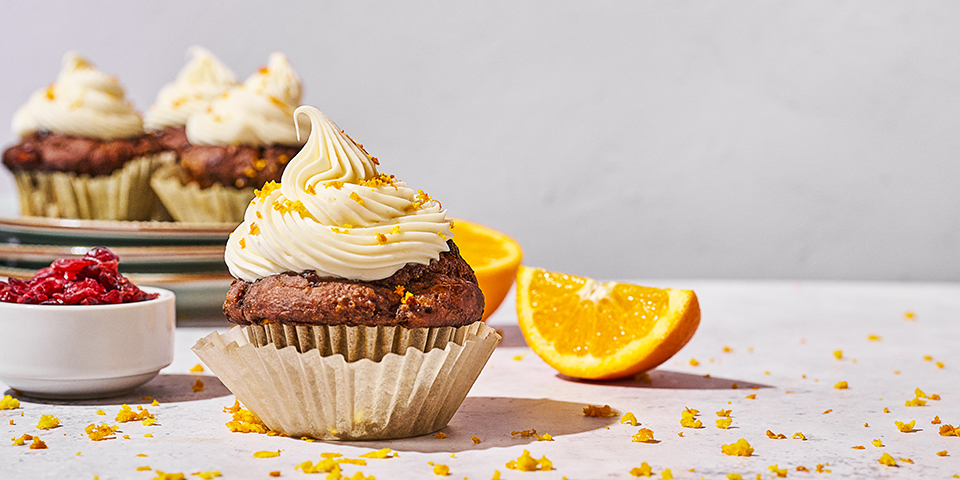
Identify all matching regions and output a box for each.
[2,280,958,480]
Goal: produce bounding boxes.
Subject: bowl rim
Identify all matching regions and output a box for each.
[0,286,174,311]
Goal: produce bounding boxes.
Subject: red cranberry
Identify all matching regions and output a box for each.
[0,247,158,305]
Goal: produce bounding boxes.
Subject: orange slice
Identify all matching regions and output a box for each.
[516,266,700,380]
[449,219,523,321]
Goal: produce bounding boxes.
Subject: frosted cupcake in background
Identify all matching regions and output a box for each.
[150,52,306,223]
[194,105,500,440]
[144,46,238,155]
[2,52,166,220]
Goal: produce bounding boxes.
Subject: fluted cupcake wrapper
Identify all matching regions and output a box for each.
[14,153,171,221]
[192,321,500,440]
[150,163,254,223]
[246,322,487,362]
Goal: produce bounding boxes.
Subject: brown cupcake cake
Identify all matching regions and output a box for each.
[2,53,166,220]
[150,52,305,223]
[193,106,500,440]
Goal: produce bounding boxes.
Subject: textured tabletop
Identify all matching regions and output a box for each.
[2,280,958,479]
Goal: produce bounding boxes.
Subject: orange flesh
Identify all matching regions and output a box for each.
[453,228,509,269]
[528,270,668,357]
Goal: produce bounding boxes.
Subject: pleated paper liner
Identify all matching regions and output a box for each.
[246,322,487,362]
[14,153,170,221]
[150,164,255,223]
[192,321,501,440]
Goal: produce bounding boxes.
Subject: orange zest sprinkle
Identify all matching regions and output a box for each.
[631,428,656,443]
[583,405,618,417]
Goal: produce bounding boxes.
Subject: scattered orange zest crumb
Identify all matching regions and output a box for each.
[434,432,446,439]
[431,462,450,476]
[254,450,280,458]
[472,435,481,444]
[834,381,849,389]
[868,334,882,341]
[905,397,927,407]
[884,407,890,413]
[933,416,942,424]
[116,405,155,423]
[36,414,60,430]
[716,409,732,417]
[937,450,948,456]
[878,453,897,466]
[796,466,809,472]
[620,412,639,426]
[939,424,960,437]
[716,418,733,429]
[895,420,917,432]
[720,438,754,457]
[768,464,787,478]
[689,358,700,366]
[631,428,656,443]
[85,423,119,441]
[745,394,757,400]
[872,439,884,447]
[823,409,833,414]
[192,380,204,392]
[29,437,47,449]
[793,432,806,440]
[852,446,865,450]
[833,350,843,359]
[765,430,786,439]
[505,450,552,471]
[0,395,20,410]
[583,405,617,417]
[629,462,652,477]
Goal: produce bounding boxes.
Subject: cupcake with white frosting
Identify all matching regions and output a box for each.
[150,52,306,223]
[2,52,167,220]
[193,106,500,440]
[144,46,239,156]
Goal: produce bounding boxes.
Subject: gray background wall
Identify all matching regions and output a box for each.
[1,1,958,281]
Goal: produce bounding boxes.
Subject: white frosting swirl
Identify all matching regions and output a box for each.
[225,106,452,282]
[12,52,144,139]
[185,52,305,146]
[144,46,239,131]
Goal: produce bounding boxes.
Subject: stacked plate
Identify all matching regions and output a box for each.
[0,216,237,320]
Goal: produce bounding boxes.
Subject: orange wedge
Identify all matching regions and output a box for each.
[449,219,523,321]
[516,266,700,380]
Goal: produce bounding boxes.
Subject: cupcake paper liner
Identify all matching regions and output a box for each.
[14,153,170,221]
[192,321,501,440]
[150,163,255,223]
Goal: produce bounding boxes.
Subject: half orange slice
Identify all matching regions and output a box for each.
[449,219,523,321]
[516,266,700,380]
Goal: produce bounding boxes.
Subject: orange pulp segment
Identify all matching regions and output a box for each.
[449,219,523,321]
[516,266,700,380]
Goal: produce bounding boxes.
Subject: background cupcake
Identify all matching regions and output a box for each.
[150,52,305,223]
[2,52,166,221]
[144,46,239,158]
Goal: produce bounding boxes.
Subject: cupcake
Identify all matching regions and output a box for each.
[150,52,305,223]
[144,46,239,158]
[193,106,500,440]
[2,52,167,220]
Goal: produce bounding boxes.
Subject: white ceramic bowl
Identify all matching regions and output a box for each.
[0,287,175,399]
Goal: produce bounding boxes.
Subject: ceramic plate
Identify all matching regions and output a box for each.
[0,243,228,273]
[0,216,236,246]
